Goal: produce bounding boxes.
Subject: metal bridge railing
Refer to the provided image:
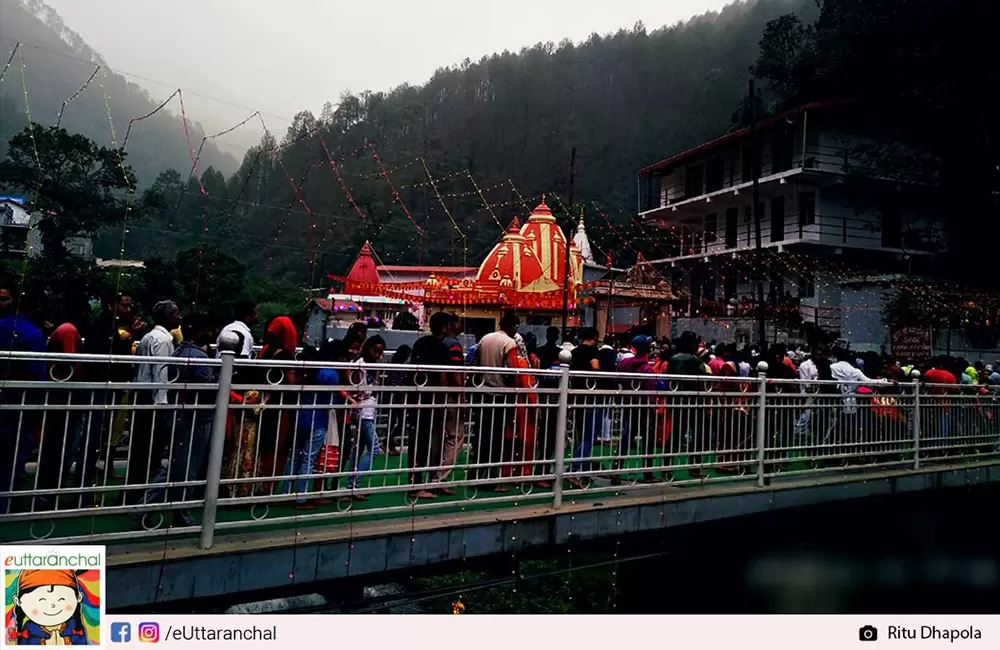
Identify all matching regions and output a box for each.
[0,351,996,547]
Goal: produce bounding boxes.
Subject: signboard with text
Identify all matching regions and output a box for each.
[891,326,932,361]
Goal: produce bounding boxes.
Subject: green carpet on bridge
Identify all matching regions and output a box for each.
[0,443,856,545]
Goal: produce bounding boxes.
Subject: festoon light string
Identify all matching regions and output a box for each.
[368,143,424,261]
[0,44,44,385]
[55,65,100,128]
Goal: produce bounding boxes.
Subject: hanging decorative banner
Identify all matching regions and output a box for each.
[325,274,426,301]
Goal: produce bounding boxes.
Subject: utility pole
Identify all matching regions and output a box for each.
[603,250,614,342]
[561,146,577,342]
[749,79,767,350]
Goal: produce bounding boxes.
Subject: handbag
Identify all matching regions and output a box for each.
[315,409,341,473]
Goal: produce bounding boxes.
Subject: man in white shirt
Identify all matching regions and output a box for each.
[794,348,821,439]
[217,300,258,357]
[475,314,518,389]
[830,347,881,412]
[798,353,819,390]
[127,300,181,504]
[472,313,519,491]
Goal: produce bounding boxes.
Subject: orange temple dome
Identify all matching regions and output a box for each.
[475,218,556,293]
[344,241,381,294]
[518,198,571,291]
[425,197,583,309]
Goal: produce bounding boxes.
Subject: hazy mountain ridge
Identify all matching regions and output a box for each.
[118,0,813,280]
[19,0,106,66]
[0,0,239,185]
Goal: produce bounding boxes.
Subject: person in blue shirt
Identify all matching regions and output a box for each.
[0,287,47,515]
[284,343,342,510]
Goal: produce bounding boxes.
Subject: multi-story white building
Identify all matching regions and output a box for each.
[637,102,944,351]
[0,196,94,261]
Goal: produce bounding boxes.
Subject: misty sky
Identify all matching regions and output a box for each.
[42,0,730,156]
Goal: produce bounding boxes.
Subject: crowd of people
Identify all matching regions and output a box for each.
[0,284,995,524]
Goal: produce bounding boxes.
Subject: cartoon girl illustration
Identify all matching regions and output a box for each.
[9,569,89,645]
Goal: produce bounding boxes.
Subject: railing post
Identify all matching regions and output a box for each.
[199,350,235,550]
[755,372,768,487]
[552,363,570,509]
[912,377,921,470]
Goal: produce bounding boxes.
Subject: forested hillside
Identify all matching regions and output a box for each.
[121,0,814,285]
[0,0,237,185]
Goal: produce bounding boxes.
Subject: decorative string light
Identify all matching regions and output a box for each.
[176,90,213,309]
[250,115,321,273]
[2,45,44,350]
[316,129,369,224]
[439,180,509,199]
[55,65,100,128]
[121,89,179,152]
[399,168,467,189]
[464,170,504,231]
[162,110,263,240]
[0,41,20,84]
[507,179,531,212]
[610,514,621,612]
[368,144,423,235]
[97,68,134,351]
[16,48,42,216]
[347,157,419,181]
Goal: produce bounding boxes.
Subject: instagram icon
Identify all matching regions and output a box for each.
[138,622,160,643]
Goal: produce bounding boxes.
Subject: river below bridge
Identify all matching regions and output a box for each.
[211,483,998,614]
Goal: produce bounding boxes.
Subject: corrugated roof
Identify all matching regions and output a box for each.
[377,265,477,273]
[638,100,852,176]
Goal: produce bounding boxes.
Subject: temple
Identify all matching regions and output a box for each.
[579,251,675,341]
[422,199,584,336]
[320,198,673,343]
[310,241,411,334]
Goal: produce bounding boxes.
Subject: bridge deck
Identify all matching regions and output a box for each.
[102,460,1000,609]
[5,446,787,545]
[110,458,996,566]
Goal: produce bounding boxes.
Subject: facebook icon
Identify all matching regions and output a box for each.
[111,622,131,643]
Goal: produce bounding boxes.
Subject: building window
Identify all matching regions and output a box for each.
[703,270,716,302]
[769,269,785,303]
[704,212,717,244]
[741,145,753,184]
[771,196,785,243]
[797,274,815,299]
[705,157,725,193]
[724,274,737,301]
[643,174,663,210]
[725,207,738,248]
[798,191,816,229]
[684,163,704,199]
[744,203,764,246]
[771,131,794,174]
[882,208,902,248]
[2,229,27,252]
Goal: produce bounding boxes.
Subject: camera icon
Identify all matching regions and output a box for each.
[859,625,878,642]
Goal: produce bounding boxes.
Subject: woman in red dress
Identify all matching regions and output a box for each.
[255,317,299,495]
[504,334,539,482]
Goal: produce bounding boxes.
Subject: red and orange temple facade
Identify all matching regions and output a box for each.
[327,199,672,339]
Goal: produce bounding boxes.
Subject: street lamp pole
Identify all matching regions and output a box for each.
[561,146,577,342]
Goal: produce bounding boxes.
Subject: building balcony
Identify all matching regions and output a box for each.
[638,144,855,222]
[646,212,943,265]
